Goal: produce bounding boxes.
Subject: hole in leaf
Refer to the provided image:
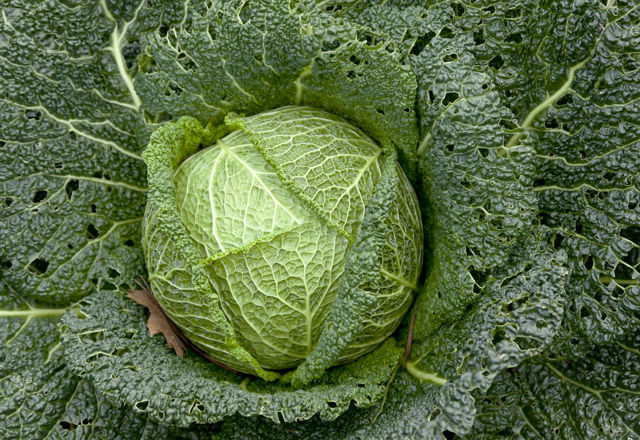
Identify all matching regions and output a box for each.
[489,55,504,69]
[492,328,505,345]
[439,27,454,39]
[60,421,78,431]
[28,258,49,275]
[505,33,523,43]
[65,179,79,200]
[166,82,183,96]
[25,110,42,120]
[135,400,149,411]
[452,3,465,16]
[124,239,135,247]
[321,39,340,52]
[554,233,565,249]
[544,118,559,129]
[584,256,594,270]
[479,148,489,158]
[612,286,623,299]
[620,225,640,242]
[327,401,337,408]
[4,197,13,207]
[469,268,489,286]
[112,347,131,356]
[473,31,485,45]
[108,268,120,278]
[505,7,522,17]
[32,190,48,203]
[429,407,442,421]
[442,92,459,106]
[102,281,117,291]
[557,94,573,106]
[410,31,435,56]
[91,204,97,213]
[86,223,99,239]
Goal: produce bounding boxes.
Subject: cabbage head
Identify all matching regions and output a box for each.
[141,106,423,380]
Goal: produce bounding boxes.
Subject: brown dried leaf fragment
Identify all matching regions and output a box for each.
[127,277,187,358]
[127,277,240,374]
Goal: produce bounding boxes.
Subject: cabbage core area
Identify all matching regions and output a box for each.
[142,106,423,377]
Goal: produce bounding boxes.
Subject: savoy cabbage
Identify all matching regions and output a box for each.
[0,0,638,439]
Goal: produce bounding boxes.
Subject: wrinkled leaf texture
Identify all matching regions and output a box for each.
[0,0,638,439]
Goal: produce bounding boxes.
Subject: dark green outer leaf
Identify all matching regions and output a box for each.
[470,331,640,440]
[60,290,402,427]
[0,290,208,440]
[0,1,202,438]
[411,11,538,340]
[0,0,154,303]
[406,0,640,357]
[135,0,419,177]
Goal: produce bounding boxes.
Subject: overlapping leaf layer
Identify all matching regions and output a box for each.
[1,0,638,439]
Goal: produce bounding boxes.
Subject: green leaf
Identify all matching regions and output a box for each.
[135,0,419,176]
[411,7,538,340]
[291,151,422,387]
[0,289,206,440]
[214,245,568,439]
[0,0,179,303]
[471,333,640,439]
[227,106,384,239]
[60,289,402,426]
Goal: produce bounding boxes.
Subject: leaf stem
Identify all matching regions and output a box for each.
[405,361,447,386]
[506,58,589,149]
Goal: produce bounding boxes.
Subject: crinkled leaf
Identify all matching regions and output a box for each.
[407,3,538,341]
[135,0,419,176]
[215,246,567,439]
[470,332,640,439]
[0,0,188,302]
[291,152,421,387]
[0,289,207,440]
[60,290,402,426]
